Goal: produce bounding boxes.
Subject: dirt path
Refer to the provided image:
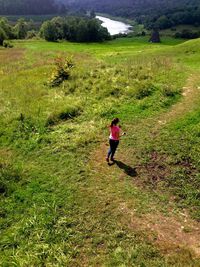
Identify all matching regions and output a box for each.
[157,72,200,127]
[90,143,200,258]
[89,73,200,258]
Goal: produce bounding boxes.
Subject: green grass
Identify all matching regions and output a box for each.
[1,37,200,266]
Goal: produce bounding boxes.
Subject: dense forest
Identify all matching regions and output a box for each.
[65,0,200,28]
[0,0,200,31]
[0,0,66,15]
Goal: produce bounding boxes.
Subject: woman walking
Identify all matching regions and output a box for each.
[106,118,125,163]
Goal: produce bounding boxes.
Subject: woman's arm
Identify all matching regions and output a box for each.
[120,132,126,137]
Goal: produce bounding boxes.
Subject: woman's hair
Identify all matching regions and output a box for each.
[110,118,119,127]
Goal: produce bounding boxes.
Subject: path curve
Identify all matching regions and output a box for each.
[89,72,200,257]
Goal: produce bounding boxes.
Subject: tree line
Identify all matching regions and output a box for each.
[138,5,200,30]
[40,16,110,42]
[1,0,200,30]
[0,16,110,45]
[0,17,28,45]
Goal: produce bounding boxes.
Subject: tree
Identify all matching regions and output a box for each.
[51,17,64,39]
[14,18,28,39]
[76,20,88,42]
[87,19,105,42]
[40,16,110,43]
[98,26,111,41]
[90,10,96,18]
[0,17,14,39]
[155,15,173,29]
[40,21,58,42]
[0,27,7,45]
[149,29,161,43]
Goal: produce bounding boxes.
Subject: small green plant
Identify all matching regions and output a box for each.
[48,56,74,87]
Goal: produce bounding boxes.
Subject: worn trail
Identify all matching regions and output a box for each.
[89,72,200,258]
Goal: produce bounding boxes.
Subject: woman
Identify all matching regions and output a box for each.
[106,118,125,163]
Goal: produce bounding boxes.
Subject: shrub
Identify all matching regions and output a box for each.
[3,40,13,48]
[174,29,200,39]
[48,56,74,87]
[161,85,180,97]
[134,80,156,99]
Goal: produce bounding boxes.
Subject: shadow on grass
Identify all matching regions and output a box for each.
[109,160,137,177]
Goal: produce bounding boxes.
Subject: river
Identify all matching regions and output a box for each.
[96,15,132,35]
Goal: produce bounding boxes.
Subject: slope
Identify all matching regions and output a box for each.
[0,37,200,266]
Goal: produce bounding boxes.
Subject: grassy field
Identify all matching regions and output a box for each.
[0,36,200,266]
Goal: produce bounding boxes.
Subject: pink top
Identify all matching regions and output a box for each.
[109,125,120,140]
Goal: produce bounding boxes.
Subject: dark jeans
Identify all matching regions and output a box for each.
[107,139,119,159]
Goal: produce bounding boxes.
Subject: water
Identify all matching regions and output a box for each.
[96,15,132,35]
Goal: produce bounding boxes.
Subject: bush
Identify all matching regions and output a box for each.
[134,80,156,99]
[174,32,181,38]
[3,40,13,48]
[161,85,180,97]
[48,56,74,87]
[174,29,200,39]
[171,27,176,31]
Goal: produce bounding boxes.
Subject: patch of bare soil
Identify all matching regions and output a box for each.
[90,143,200,257]
[123,204,200,257]
[0,48,25,64]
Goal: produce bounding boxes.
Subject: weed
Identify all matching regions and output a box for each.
[48,56,74,87]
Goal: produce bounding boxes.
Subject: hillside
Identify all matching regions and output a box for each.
[0,36,200,265]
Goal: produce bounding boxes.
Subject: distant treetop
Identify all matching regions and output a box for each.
[0,0,64,15]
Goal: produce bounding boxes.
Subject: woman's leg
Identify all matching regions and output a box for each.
[110,140,119,160]
[107,147,112,159]
[107,139,112,160]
